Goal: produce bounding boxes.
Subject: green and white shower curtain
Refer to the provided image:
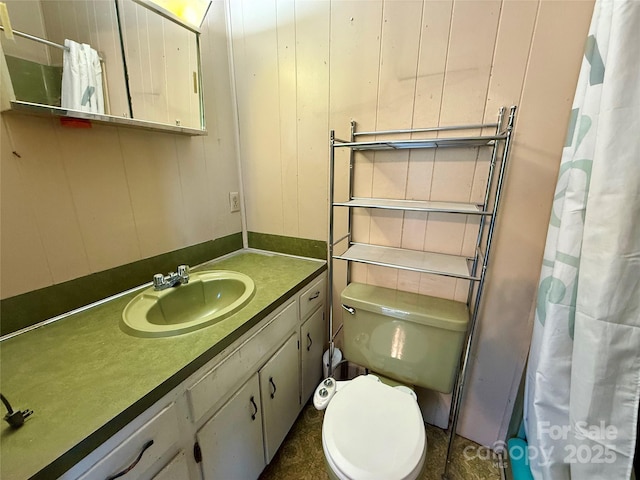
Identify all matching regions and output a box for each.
[524,0,640,478]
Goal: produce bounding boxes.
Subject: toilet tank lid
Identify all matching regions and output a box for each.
[341,283,469,332]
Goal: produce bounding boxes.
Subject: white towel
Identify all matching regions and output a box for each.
[61,39,104,114]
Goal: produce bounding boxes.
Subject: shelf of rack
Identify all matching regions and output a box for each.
[333,243,479,281]
[333,198,491,215]
[332,134,505,151]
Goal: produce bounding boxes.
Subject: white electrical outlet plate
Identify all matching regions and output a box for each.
[229,192,240,212]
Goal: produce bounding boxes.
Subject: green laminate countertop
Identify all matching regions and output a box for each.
[0,250,326,480]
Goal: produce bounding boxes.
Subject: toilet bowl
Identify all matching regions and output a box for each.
[320,375,426,480]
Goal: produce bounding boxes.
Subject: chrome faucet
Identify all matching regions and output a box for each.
[153,265,190,291]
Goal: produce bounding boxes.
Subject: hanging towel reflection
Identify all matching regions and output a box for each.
[61,39,104,114]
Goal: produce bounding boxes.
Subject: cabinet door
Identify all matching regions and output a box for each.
[259,333,300,463]
[301,308,325,403]
[197,373,265,480]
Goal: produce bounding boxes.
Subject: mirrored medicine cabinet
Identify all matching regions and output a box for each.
[0,0,209,135]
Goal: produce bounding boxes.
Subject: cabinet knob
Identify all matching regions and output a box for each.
[306,333,313,351]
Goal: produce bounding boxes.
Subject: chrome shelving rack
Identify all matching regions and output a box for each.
[327,106,517,479]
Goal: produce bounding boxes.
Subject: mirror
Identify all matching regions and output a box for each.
[0,0,206,133]
[1,0,130,116]
[118,0,202,129]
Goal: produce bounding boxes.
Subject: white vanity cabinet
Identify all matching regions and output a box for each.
[63,272,327,480]
[197,374,265,480]
[192,271,327,476]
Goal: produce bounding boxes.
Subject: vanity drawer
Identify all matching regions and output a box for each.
[188,300,298,423]
[78,403,179,480]
[299,275,326,320]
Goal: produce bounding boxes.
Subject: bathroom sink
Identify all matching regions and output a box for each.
[121,270,255,337]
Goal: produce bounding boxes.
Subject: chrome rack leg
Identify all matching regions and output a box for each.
[441,279,485,479]
[328,130,336,376]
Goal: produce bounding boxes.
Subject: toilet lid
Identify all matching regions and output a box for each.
[323,375,426,480]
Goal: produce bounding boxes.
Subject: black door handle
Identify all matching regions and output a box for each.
[307,333,312,351]
[250,396,258,421]
[269,377,277,399]
[106,440,154,480]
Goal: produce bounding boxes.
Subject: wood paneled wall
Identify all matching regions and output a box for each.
[0,1,241,299]
[228,0,595,445]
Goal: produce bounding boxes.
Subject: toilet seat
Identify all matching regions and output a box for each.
[322,375,426,480]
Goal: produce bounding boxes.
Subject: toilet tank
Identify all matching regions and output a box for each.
[341,283,469,393]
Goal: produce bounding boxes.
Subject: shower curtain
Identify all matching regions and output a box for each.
[524,0,640,479]
[61,39,104,114]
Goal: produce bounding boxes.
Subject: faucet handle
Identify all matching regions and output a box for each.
[177,265,190,283]
[153,274,166,290]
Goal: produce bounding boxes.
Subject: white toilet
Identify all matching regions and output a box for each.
[314,282,470,480]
